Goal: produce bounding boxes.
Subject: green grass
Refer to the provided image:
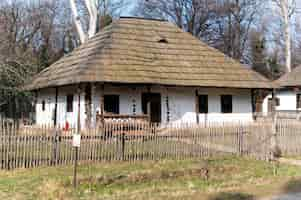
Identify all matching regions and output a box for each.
[0,156,301,200]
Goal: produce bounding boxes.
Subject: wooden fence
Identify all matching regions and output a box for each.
[0,120,279,170]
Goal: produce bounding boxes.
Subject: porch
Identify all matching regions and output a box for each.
[35,84,256,129]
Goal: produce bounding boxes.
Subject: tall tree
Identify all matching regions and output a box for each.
[135,0,217,42]
[69,0,124,44]
[272,0,296,73]
[0,0,76,119]
[136,0,263,62]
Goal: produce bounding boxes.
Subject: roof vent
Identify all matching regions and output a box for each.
[158,38,168,44]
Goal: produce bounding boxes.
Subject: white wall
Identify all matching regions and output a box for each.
[36,88,56,125]
[36,85,254,128]
[36,86,85,128]
[167,87,253,124]
[262,89,299,113]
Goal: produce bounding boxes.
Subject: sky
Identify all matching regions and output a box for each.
[120,0,137,16]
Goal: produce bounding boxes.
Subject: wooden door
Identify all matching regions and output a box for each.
[142,93,161,123]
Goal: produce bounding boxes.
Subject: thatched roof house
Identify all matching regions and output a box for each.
[262,65,301,114]
[275,65,301,87]
[26,17,272,90]
[25,17,273,128]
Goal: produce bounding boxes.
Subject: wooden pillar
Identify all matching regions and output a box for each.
[166,95,170,123]
[91,84,96,127]
[271,88,277,115]
[195,89,199,124]
[84,84,92,129]
[54,87,58,127]
[132,87,137,115]
[100,84,105,126]
[34,90,38,124]
[147,101,151,124]
[77,86,81,133]
[147,86,151,123]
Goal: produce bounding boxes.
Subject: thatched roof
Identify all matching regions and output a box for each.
[275,65,301,87]
[25,17,273,90]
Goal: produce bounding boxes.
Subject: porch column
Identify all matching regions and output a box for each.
[84,83,92,129]
[195,89,199,124]
[132,87,137,115]
[34,90,38,124]
[100,84,105,127]
[91,84,96,128]
[166,95,170,123]
[54,87,58,127]
[271,89,277,114]
[77,85,81,133]
[165,87,170,123]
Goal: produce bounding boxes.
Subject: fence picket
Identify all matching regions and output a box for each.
[2,117,301,170]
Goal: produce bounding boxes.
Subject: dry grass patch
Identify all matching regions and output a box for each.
[0,156,301,200]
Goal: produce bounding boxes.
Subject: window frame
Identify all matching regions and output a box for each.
[221,95,233,113]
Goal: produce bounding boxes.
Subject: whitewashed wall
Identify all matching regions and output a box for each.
[165,87,253,124]
[36,86,86,128]
[36,85,254,128]
[262,89,299,113]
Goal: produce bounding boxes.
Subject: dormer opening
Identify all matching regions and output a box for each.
[158,38,168,44]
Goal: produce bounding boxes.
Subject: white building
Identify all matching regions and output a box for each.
[263,66,301,114]
[25,17,273,128]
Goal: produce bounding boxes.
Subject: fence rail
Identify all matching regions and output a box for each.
[2,117,301,170]
[0,120,281,170]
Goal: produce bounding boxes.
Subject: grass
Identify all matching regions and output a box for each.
[0,156,301,200]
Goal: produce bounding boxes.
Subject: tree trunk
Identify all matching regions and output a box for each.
[69,0,87,43]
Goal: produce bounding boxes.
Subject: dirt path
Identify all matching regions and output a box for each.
[262,158,301,200]
[263,192,301,200]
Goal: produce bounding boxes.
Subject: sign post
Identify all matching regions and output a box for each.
[73,133,81,188]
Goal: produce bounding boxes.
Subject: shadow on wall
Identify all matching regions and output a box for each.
[209,192,255,200]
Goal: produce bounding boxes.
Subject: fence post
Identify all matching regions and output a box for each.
[270,113,278,161]
[7,123,12,170]
[52,128,61,165]
[122,132,125,161]
[239,124,244,156]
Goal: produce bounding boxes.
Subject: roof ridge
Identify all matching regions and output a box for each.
[119,16,167,22]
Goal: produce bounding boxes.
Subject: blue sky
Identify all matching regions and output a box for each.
[119,0,137,16]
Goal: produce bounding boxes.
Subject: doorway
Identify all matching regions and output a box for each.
[142,93,161,123]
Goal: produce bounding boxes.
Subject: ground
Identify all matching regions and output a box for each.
[1,156,301,200]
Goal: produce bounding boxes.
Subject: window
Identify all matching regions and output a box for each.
[198,95,208,114]
[42,100,46,111]
[104,95,119,114]
[221,95,232,113]
[66,94,73,113]
[297,94,301,109]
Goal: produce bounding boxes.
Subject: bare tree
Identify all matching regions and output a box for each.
[69,0,124,44]
[69,0,98,43]
[136,0,263,62]
[135,0,218,43]
[272,0,296,73]
[0,0,76,119]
